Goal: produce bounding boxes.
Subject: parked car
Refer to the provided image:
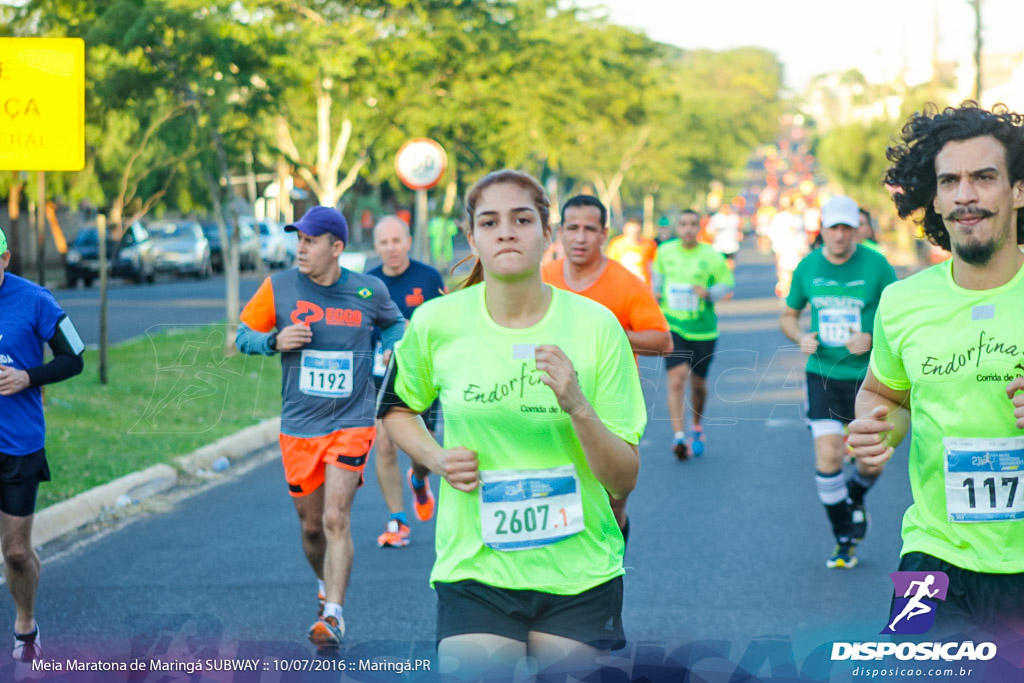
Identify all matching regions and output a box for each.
[148,219,212,278]
[65,227,114,287]
[201,220,260,272]
[246,217,292,269]
[65,221,158,286]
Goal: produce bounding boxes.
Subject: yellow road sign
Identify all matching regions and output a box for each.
[0,37,85,171]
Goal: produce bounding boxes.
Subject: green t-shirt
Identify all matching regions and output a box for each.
[787,246,897,382]
[652,242,734,340]
[871,261,1024,573]
[393,283,647,594]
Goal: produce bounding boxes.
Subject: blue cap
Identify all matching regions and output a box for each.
[285,206,349,244]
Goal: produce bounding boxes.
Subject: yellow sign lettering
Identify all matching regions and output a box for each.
[0,38,84,171]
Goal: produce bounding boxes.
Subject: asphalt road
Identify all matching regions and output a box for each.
[6,247,1019,682]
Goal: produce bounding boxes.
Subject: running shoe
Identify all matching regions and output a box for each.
[376,519,410,548]
[317,590,326,617]
[673,438,690,461]
[690,428,705,457]
[407,468,435,521]
[308,615,344,652]
[851,503,870,542]
[826,538,858,569]
[13,623,43,681]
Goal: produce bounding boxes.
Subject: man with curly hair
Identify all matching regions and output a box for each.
[849,103,1024,634]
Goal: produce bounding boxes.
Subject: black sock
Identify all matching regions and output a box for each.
[847,471,878,506]
[825,500,854,540]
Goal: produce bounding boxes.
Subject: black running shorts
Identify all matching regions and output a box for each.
[435,576,625,650]
[895,552,1024,636]
[0,448,51,517]
[664,333,716,377]
[805,371,860,423]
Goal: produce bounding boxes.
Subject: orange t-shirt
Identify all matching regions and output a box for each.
[605,236,657,289]
[542,258,668,337]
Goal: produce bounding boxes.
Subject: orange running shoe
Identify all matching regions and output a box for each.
[308,615,344,652]
[407,468,436,521]
[376,519,410,548]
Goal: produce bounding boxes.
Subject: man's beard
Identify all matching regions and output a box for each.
[945,205,1004,266]
[953,237,1000,265]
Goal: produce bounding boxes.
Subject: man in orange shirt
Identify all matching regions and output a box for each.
[542,195,671,544]
[606,218,658,290]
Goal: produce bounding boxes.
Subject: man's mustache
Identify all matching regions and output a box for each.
[946,205,996,221]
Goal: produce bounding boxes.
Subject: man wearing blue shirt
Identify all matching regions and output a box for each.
[0,228,85,673]
[369,216,446,548]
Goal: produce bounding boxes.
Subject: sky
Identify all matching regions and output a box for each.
[579,0,1024,92]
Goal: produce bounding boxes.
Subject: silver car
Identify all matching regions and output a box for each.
[149,219,213,278]
[246,218,293,269]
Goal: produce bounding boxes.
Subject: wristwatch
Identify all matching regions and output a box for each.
[268,332,278,352]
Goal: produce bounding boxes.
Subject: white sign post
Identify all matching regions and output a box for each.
[395,139,447,263]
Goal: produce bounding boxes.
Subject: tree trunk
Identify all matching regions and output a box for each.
[6,180,24,274]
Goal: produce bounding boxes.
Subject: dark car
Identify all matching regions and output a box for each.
[201,220,261,272]
[65,221,158,286]
[65,228,115,287]
[149,220,212,278]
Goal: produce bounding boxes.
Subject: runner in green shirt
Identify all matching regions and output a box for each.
[780,195,897,570]
[653,210,734,459]
[850,104,1024,634]
[377,170,645,678]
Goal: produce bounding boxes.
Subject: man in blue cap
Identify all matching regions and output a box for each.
[0,227,84,676]
[235,207,405,652]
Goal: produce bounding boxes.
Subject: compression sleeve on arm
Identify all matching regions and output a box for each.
[235,322,276,355]
[708,284,733,302]
[380,320,405,352]
[26,315,85,387]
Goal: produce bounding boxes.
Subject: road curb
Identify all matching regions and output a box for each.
[31,418,281,548]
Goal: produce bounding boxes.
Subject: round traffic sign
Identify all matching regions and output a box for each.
[395,138,447,191]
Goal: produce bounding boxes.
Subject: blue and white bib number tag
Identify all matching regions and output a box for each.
[479,465,584,551]
[372,341,387,378]
[667,284,699,313]
[818,307,861,347]
[943,437,1024,523]
[299,350,353,398]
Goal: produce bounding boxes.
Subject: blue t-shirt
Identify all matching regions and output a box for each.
[367,260,446,319]
[368,260,446,377]
[0,274,67,455]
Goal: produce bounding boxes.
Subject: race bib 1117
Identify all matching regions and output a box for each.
[943,437,1024,523]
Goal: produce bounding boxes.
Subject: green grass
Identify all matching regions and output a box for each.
[39,325,282,510]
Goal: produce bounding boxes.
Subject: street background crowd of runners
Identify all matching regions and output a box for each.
[3,62,1024,680]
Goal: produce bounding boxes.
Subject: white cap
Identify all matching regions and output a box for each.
[821,195,860,229]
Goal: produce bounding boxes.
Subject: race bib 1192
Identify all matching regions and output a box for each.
[298,349,354,398]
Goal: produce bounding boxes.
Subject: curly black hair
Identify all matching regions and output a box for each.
[884,102,1024,250]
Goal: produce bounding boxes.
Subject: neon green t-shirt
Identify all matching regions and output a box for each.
[788,246,897,382]
[870,260,1024,573]
[652,242,734,340]
[861,239,883,254]
[393,283,647,594]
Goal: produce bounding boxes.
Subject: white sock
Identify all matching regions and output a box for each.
[673,431,685,442]
[317,579,326,596]
[323,602,343,621]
